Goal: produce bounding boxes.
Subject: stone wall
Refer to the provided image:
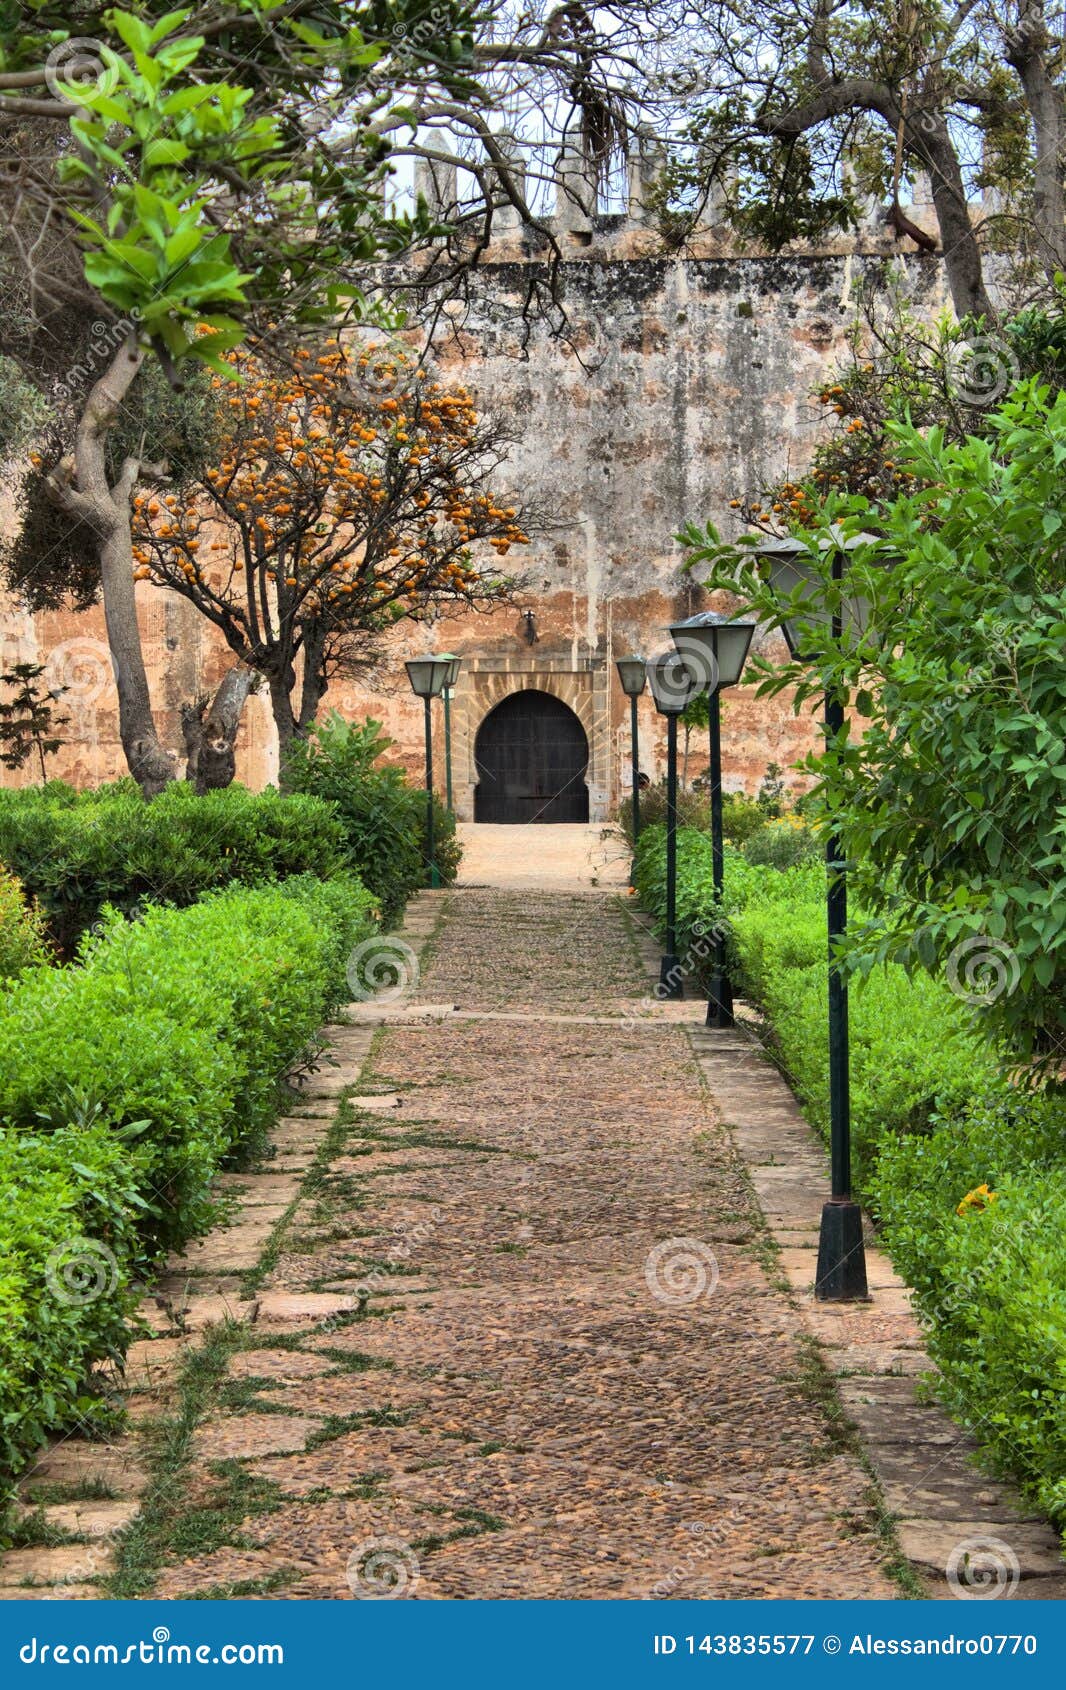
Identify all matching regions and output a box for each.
[0,241,951,811]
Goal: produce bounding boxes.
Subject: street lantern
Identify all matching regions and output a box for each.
[434,652,462,813]
[756,532,880,659]
[749,530,885,1304]
[616,656,647,697]
[615,655,647,884]
[647,651,701,998]
[405,656,453,697]
[670,610,755,693]
[405,656,451,889]
[646,650,701,716]
[669,611,757,1029]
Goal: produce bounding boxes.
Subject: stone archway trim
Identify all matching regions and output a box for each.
[448,656,611,821]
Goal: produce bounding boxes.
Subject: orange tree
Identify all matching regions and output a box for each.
[131,340,528,774]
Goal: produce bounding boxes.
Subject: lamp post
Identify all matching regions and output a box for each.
[435,652,462,813]
[647,650,701,998]
[755,531,881,1302]
[669,611,757,1028]
[405,655,452,890]
[615,655,647,884]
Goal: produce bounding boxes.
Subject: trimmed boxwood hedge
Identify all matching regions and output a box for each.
[0,780,347,954]
[0,872,376,1485]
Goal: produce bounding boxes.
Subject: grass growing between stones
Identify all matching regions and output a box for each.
[4,1510,88,1550]
[181,1566,301,1600]
[20,1476,118,1507]
[106,1319,251,1598]
[783,1334,925,1600]
[240,1067,377,1299]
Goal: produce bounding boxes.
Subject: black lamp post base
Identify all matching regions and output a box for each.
[659,955,684,999]
[814,1200,870,1301]
[705,971,735,1028]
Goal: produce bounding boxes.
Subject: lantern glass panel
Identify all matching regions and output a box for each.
[669,612,755,691]
[615,656,647,697]
[405,657,451,697]
[647,650,701,715]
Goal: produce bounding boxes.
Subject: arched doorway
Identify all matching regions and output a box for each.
[474,690,590,823]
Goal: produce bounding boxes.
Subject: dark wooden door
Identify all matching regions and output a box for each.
[474,690,590,823]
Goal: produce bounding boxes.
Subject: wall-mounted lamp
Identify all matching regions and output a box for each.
[522,609,539,646]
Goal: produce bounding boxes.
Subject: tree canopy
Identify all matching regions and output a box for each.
[129,337,528,760]
[683,381,1066,1068]
[660,1,1066,317]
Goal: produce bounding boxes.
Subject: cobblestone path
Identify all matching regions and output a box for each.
[126,887,903,1601]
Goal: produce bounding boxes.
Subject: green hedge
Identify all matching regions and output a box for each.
[0,1126,146,1477]
[0,780,346,954]
[0,874,376,1482]
[634,822,1066,1526]
[875,1094,1066,1525]
[634,824,997,1183]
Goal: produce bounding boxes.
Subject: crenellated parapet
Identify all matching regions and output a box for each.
[412,132,988,265]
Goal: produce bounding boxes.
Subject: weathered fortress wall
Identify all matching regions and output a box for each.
[0,200,952,809]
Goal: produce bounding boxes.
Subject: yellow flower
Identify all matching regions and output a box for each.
[956,1183,997,1217]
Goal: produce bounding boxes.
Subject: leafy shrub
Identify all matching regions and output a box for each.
[0,780,345,953]
[743,816,822,869]
[721,793,767,845]
[634,824,998,1185]
[688,383,1066,1065]
[618,783,712,847]
[0,866,50,982]
[0,1126,146,1478]
[287,713,460,923]
[621,785,798,851]
[0,873,377,1486]
[875,1096,1066,1524]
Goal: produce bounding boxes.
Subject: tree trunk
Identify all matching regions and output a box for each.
[182,665,255,794]
[1006,2,1066,281]
[912,116,995,321]
[268,674,298,790]
[48,336,176,797]
[98,516,176,796]
[296,628,329,737]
